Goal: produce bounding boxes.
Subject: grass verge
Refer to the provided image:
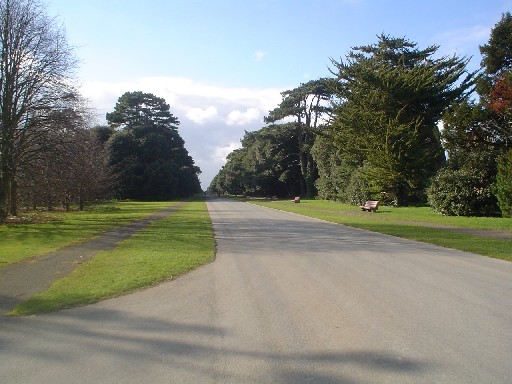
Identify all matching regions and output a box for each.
[249,199,512,262]
[0,201,176,267]
[9,200,215,316]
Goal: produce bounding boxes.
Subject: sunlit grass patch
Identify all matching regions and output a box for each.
[9,200,214,316]
[0,201,176,267]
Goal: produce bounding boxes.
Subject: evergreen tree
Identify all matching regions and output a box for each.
[106,92,201,200]
[436,12,512,216]
[265,79,333,197]
[495,148,512,217]
[328,34,475,205]
[209,125,304,197]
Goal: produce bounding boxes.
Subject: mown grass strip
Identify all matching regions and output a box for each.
[0,201,176,267]
[250,199,512,262]
[9,200,215,316]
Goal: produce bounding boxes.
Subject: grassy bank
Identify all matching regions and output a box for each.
[0,201,176,267]
[250,199,512,262]
[9,200,215,316]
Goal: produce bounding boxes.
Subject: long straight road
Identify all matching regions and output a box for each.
[1,199,511,383]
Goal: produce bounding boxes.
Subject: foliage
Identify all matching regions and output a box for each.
[489,72,512,114]
[327,34,475,205]
[210,148,251,196]
[480,12,512,75]
[106,91,179,129]
[495,148,512,217]
[264,79,334,197]
[107,92,201,200]
[427,150,499,216]
[209,124,303,197]
[435,12,512,217]
[344,166,370,205]
[311,132,355,200]
[471,12,512,149]
[0,0,78,220]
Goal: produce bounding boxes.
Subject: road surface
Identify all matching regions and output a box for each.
[1,198,511,383]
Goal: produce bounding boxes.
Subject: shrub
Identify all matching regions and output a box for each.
[494,149,512,217]
[345,168,370,205]
[428,167,498,216]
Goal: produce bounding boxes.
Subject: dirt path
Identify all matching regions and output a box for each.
[0,202,186,315]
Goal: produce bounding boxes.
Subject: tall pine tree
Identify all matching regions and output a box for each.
[328,34,475,205]
[106,92,201,200]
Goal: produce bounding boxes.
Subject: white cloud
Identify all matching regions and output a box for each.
[226,108,261,126]
[254,50,267,60]
[79,76,286,188]
[214,142,242,163]
[186,106,218,124]
[434,25,490,57]
[80,77,283,119]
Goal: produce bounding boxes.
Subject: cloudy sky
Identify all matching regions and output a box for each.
[47,0,511,188]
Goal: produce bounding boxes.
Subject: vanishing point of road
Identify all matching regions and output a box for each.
[1,198,511,383]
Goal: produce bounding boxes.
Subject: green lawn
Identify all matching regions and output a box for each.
[0,201,177,267]
[9,200,215,316]
[249,199,512,261]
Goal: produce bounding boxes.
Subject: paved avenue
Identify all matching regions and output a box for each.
[1,199,511,383]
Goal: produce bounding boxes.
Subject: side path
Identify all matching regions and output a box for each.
[0,202,187,315]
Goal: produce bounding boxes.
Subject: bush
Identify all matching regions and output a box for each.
[495,149,512,217]
[345,168,370,205]
[428,167,498,216]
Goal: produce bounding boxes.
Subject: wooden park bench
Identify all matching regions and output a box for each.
[292,196,301,203]
[359,200,379,212]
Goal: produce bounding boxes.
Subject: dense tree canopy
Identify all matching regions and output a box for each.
[107,91,201,200]
[325,34,475,205]
[209,124,303,197]
[265,79,333,197]
[430,13,512,216]
[106,91,179,129]
[209,34,481,206]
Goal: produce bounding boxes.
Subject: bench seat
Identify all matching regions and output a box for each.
[359,200,379,212]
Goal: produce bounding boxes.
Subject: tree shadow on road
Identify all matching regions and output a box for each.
[0,306,433,383]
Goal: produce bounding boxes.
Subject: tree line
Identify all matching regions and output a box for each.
[0,0,201,221]
[209,13,512,217]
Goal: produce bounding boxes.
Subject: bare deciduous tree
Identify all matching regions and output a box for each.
[0,0,77,219]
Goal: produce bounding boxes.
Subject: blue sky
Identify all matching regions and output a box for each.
[47,0,512,188]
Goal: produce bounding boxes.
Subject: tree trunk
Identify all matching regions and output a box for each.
[298,149,307,197]
[0,165,16,218]
[305,153,317,198]
[64,192,70,212]
[0,177,6,220]
[79,190,84,211]
[10,178,17,216]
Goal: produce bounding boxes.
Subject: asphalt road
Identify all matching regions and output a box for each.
[1,198,511,383]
